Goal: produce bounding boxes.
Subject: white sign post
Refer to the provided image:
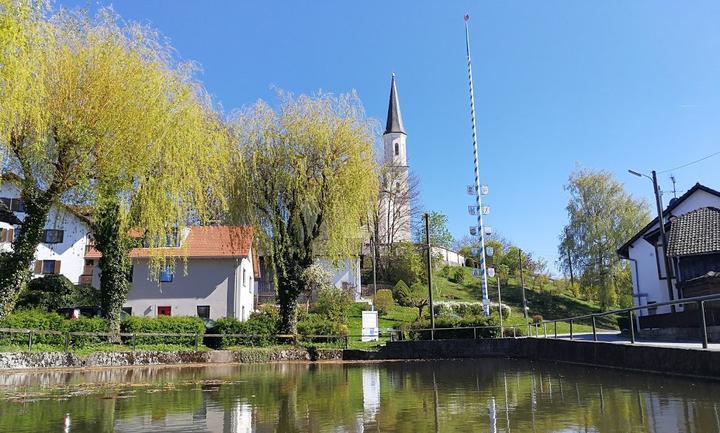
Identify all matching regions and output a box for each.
[362,310,379,342]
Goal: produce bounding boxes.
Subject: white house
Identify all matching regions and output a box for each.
[87,225,258,321]
[0,183,93,284]
[432,246,466,267]
[617,183,720,317]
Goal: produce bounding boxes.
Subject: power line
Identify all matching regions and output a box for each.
[658,150,720,174]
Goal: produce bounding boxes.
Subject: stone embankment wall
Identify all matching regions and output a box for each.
[344,338,720,379]
[0,348,343,370]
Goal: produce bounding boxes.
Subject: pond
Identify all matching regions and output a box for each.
[0,359,718,432]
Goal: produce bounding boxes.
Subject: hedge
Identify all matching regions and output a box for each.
[433,301,510,320]
[404,315,500,340]
[0,311,108,347]
[120,316,205,346]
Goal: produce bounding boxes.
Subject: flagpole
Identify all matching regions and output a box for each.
[464,15,491,316]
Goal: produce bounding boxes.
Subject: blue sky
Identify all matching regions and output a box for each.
[59,1,720,273]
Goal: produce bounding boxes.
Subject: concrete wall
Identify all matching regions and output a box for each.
[344,338,720,379]
[0,183,90,284]
[432,246,466,267]
[627,188,720,316]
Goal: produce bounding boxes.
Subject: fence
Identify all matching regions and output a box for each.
[0,329,353,352]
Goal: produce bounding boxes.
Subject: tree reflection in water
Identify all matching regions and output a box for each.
[0,359,719,432]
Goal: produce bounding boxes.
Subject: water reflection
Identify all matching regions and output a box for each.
[0,359,718,432]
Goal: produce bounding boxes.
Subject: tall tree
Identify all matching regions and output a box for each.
[0,5,228,324]
[558,169,649,309]
[231,92,378,332]
[413,211,454,249]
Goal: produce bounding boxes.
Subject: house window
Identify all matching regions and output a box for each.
[0,228,13,243]
[122,307,132,316]
[41,260,59,275]
[42,229,64,244]
[159,266,173,283]
[197,305,210,320]
[1,197,24,212]
[157,306,171,316]
[127,265,134,283]
[243,268,247,287]
[394,142,399,156]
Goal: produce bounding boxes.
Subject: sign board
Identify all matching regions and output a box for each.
[471,247,479,255]
[487,267,496,277]
[484,226,493,236]
[362,310,379,342]
[468,205,478,215]
[466,185,476,195]
[469,227,477,236]
[472,268,481,277]
[486,246,494,257]
[481,185,489,195]
[482,206,490,215]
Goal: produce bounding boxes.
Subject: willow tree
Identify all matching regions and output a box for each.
[0,5,228,322]
[57,10,229,335]
[231,92,378,332]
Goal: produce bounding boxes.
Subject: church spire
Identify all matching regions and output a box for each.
[384,73,406,135]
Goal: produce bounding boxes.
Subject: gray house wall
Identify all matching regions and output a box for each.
[124,258,240,320]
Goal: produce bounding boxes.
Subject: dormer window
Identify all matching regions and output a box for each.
[394,142,399,156]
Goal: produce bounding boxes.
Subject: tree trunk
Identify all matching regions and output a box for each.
[93,197,132,341]
[0,190,53,317]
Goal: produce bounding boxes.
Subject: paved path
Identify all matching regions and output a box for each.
[529,331,720,351]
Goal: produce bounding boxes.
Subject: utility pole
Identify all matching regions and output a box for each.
[497,277,503,335]
[629,169,676,313]
[518,249,529,329]
[652,170,676,313]
[424,213,436,337]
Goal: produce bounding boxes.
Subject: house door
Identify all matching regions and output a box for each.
[157,306,171,316]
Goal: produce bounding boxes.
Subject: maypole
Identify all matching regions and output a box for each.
[464,14,491,316]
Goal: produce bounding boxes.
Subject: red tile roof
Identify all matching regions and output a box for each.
[86,226,254,259]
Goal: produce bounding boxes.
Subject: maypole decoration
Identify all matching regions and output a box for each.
[464,14,491,316]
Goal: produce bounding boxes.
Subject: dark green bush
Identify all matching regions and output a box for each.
[212,309,278,348]
[16,275,75,311]
[392,280,411,306]
[406,315,499,340]
[297,314,347,343]
[68,317,108,347]
[0,310,68,345]
[121,316,205,346]
[451,268,467,284]
[314,286,353,324]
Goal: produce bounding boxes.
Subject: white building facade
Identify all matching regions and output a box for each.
[618,183,720,316]
[0,183,92,284]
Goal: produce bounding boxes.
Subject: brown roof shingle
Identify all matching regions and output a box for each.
[86,226,254,259]
[667,207,720,257]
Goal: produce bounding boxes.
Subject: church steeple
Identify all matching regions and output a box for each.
[384,73,406,135]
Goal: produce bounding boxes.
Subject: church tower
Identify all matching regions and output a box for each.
[379,74,411,243]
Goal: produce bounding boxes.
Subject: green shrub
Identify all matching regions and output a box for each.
[392,280,411,306]
[297,314,347,343]
[212,306,280,348]
[440,266,451,278]
[405,315,499,340]
[0,310,68,345]
[121,316,204,346]
[451,268,467,284]
[433,302,510,320]
[16,275,75,311]
[68,317,108,347]
[374,289,394,315]
[314,286,353,324]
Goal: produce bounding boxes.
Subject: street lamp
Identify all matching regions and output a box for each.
[628,169,676,313]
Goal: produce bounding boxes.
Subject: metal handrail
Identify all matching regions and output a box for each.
[536,292,720,349]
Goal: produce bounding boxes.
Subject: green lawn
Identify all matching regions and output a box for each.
[346,269,617,347]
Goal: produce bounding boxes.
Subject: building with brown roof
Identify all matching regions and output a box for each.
[86,225,258,321]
